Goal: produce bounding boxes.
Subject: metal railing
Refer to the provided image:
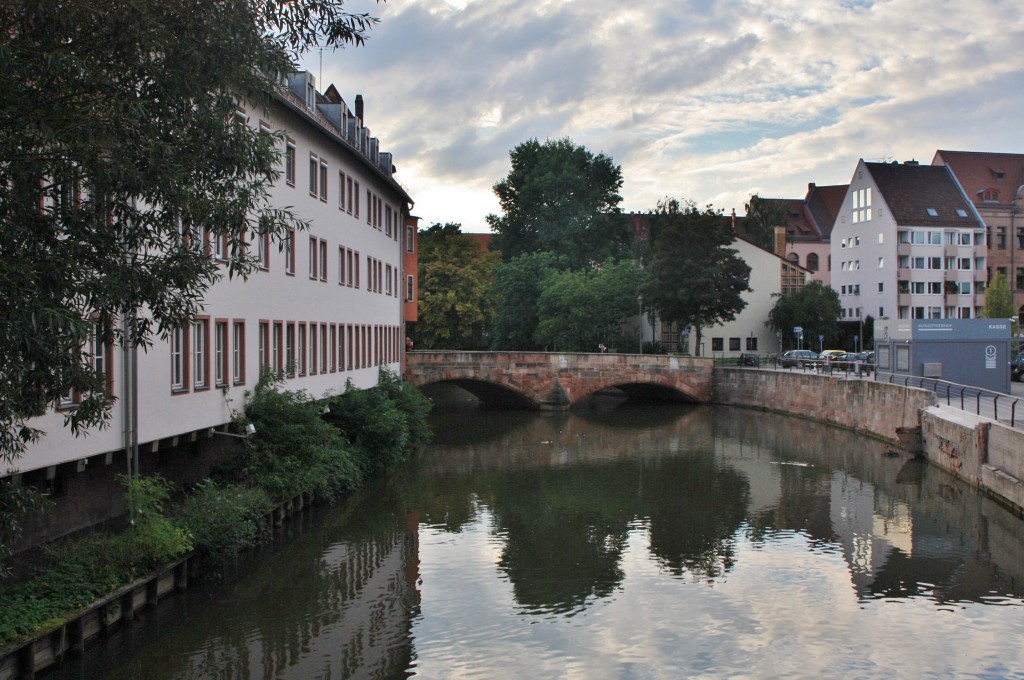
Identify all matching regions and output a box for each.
[874,372,1021,429]
[718,354,1022,429]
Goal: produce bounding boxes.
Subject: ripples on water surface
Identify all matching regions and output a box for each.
[48,402,1024,679]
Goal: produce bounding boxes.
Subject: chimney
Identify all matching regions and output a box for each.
[355,94,364,123]
[774,226,787,258]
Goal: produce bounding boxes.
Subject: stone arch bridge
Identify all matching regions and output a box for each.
[404,351,713,409]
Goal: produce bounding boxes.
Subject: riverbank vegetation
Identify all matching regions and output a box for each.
[0,370,431,647]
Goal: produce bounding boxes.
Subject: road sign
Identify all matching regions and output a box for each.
[793,326,803,335]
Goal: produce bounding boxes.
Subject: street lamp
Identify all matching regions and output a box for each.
[637,295,643,354]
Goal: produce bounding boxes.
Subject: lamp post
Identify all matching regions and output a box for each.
[637,295,643,354]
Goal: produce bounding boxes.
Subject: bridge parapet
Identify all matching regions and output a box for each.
[405,351,713,409]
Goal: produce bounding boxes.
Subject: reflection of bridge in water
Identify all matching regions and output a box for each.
[404,351,714,409]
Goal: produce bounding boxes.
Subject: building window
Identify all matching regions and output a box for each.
[852,187,872,223]
[309,153,318,196]
[272,322,283,376]
[298,323,307,376]
[339,171,346,210]
[406,224,414,253]
[406,275,414,301]
[319,160,328,201]
[331,324,338,372]
[982,188,999,202]
[215,320,228,387]
[353,181,360,218]
[258,322,269,372]
[193,319,209,389]
[286,323,295,377]
[319,239,327,281]
[285,140,296,186]
[257,231,269,270]
[878,257,884,269]
[285,229,295,275]
[712,337,724,352]
[346,176,354,214]
[745,337,758,351]
[729,337,741,351]
[233,321,245,384]
[309,236,318,279]
[171,327,187,392]
[321,324,328,373]
[806,253,819,272]
[310,323,318,374]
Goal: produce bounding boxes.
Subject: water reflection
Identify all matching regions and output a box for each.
[48,403,1024,679]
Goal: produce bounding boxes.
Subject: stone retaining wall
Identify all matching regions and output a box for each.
[712,368,936,444]
[713,368,1024,515]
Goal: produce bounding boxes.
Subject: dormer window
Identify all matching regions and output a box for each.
[926,208,938,217]
[981,188,999,202]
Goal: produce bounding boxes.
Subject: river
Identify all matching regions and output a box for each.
[47,396,1024,679]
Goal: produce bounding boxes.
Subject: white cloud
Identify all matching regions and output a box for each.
[305,0,1024,230]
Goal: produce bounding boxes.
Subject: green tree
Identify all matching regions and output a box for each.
[982,271,1015,322]
[534,261,645,351]
[766,281,843,350]
[743,194,788,252]
[0,0,381,461]
[490,253,565,350]
[487,138,628,268]
[415,223,500,349]
[640,200,751,356]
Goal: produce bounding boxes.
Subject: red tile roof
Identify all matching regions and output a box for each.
[932,150,1024,208]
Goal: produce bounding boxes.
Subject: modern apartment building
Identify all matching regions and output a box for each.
[932,150,1024,322]
[831,160,985,325]
[8,72,416,490]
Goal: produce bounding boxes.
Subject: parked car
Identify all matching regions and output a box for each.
[1012,354,1024,382]
[833,352,869,373]
[737,352,760,366]
[780,349,818,367]
[819,349,846,362]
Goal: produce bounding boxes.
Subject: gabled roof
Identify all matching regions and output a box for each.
[864,161,981,228]
[760,197,815,239]
[932,150,1024,207]
[805,184,846,239]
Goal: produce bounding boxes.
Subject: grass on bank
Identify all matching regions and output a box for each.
[0,368,432,647]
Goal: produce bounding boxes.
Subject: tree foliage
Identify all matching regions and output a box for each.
[414,223,500,349]
[743,194,787,252]
[766,281,843,350]
[982,271,1015,321]
[487,138,628,268]
[640,200,751,355]
[0,0,381,460]
[489,253,565,350]
[535,261,645,351]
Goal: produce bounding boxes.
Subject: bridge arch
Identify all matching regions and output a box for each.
[405,351,713,410]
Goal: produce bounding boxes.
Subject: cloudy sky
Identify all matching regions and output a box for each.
[303,0,1024,232]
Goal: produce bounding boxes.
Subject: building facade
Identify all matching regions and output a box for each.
[8,72,414,483]
[932,150,1024,322]
[831,160,985,325]
[764,182,846,287]
[665,235,808,357]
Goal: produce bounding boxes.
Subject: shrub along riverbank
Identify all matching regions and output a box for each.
[0,368,432,647]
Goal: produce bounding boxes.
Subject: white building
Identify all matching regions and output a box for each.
[654,233,807,357]
[831,160,985,325]
[8,72,415,484]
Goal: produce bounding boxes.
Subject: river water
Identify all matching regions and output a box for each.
[48,397,1024,679]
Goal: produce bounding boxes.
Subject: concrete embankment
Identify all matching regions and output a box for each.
[713,367,1024,515]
